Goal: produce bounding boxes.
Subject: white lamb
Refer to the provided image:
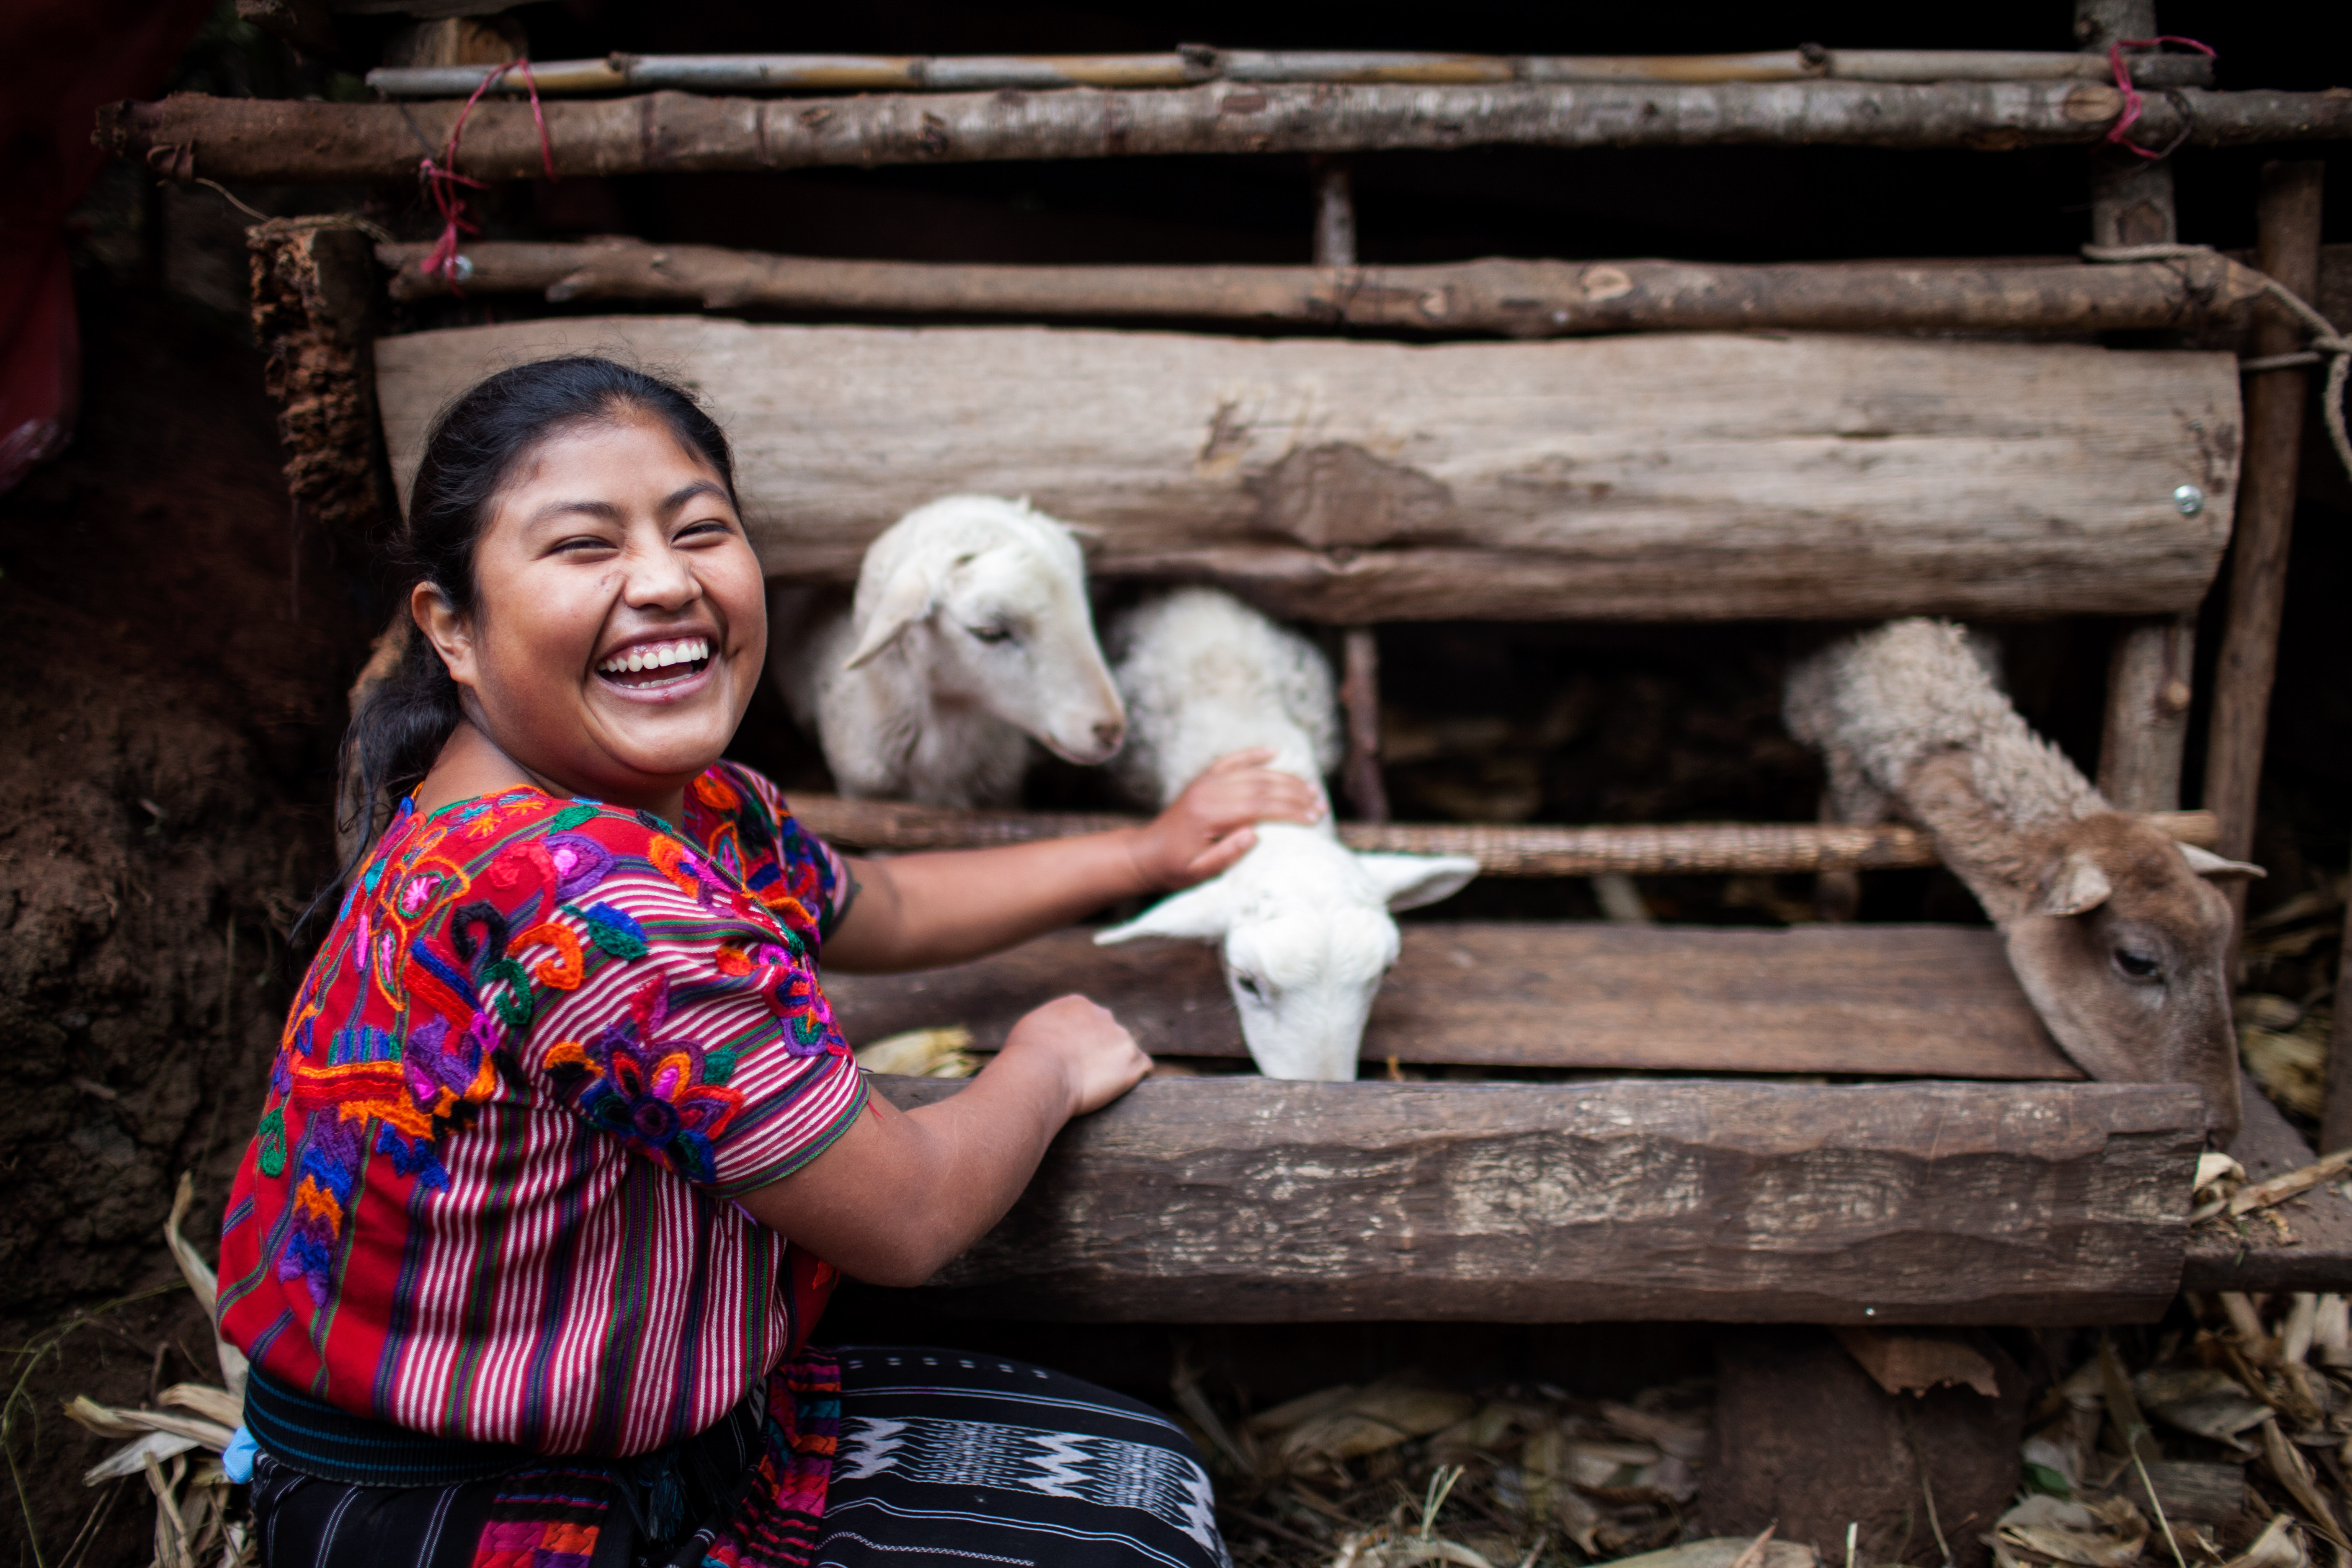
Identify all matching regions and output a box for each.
[768,496,1126,808]
[1785,618,2260,1141]
[1096,588,1480,1081]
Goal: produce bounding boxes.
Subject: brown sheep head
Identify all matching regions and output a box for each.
[2001,812,2262,1145]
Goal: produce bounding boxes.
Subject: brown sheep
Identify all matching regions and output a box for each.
[1787,619,2260,1142]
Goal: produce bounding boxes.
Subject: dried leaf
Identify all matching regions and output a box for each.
[63,1394,149,1439]
[1277,1381,1478,1468]
[2242,1021,2329,1119]
[2135,1368,2271,1450]
[1427,1402,1519,1466]
[2259,1419,2347,1547]
[2223,1516,2309,1568]
[1836,1326,2001,1398]
[853,1026,977,1079]
[1594,1400,1709,1462]
[1993,1491,2150,1568]
[1606,1538,1821,1568]
[1249,1384,1362,1436]
[83,1430,200,1485]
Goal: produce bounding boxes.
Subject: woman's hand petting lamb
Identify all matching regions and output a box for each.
[1124,746,1325,891]
[817,745,1321,974]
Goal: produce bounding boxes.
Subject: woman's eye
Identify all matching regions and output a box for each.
[676,518,732,541]
[967,625,1015,645]
[2113,949,2162,981]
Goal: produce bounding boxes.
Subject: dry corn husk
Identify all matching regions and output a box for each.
[1426,1402,1520,1467]
[166,1172,248,1400]
[854,1025,979,1078]
[1593,1400,1709,1462]
[1992,1492,2149,1568]
[2259,1419,2347,1547]
[83,1429,202,1485]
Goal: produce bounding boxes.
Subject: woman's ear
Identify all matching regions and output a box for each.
[410,580,476,690]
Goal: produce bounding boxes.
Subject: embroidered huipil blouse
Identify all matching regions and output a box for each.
[218,762,868,1457]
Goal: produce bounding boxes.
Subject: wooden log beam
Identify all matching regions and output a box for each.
[2099,615,2197,811]
[868,1075,2202,1323]
[376,238,2267,338]
[2205,162,2324,952]
[361,47,2217,98]
[95,81,2352,186]
[825,922,2086,1079]
[791,792,2220,874]
[374,319,2242,624]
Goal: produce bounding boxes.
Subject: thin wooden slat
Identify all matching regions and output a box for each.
[870,1075,2202,1323]
[824,923,2085,1079]
[374,319,2241,624]
[359,48,2215,98]
[791,794,2220,874]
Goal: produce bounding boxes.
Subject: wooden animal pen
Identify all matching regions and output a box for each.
[132,3,2352,1326]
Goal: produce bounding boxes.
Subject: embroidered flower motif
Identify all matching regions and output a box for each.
[544,976,745,1183]
[650,834,730,907]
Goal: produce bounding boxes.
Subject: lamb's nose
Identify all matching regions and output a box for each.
[1093,720,1125,751]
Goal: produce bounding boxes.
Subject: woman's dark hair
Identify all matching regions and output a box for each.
[330,355,737,888]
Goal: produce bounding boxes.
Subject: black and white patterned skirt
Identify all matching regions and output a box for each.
[817,1348,1230,1568]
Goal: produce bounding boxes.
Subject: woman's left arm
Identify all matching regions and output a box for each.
[818,750,1321,973]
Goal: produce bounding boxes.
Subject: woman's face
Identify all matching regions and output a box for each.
[417,409,766,811]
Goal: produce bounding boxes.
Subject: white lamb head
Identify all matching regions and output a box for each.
[842,495,1125,766]
[1094,823,1479,1081]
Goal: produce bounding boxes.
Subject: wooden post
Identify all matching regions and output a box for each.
[2099,614,2196,809]
[2202,161,2324,949]
[1313,156,1390,823]
[2325,894,2352,1155]
[2078,0,2197,815]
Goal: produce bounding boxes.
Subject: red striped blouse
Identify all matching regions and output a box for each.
[219,762,868,1457]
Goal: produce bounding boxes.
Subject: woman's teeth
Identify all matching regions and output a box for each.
[598,637,709,675]
[597,637,712,689]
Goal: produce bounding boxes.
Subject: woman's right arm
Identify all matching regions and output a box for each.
[732,995,1149,1285]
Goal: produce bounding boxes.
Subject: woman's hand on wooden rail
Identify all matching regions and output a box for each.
[817,750,1319,973]
[734,994,1148,1287]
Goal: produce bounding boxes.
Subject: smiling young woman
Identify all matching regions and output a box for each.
[217,358,1317,1567]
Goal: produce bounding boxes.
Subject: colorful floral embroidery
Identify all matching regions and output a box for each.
[545,975,746,1184]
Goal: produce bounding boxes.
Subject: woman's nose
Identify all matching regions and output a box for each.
[624,544,701,607]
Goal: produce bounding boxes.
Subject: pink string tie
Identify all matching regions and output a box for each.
[419,57,558,293]
[2104,36,2215,160]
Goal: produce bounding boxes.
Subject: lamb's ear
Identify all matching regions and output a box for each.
[841,562,934,671]
[2043,852,2114,918]
[1094,881,1234,946]
[2179,843,2266,880]
[1358,853,1481,913]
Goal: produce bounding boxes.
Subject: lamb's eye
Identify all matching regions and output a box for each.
[2113,948,2162,981]
[1234,975,1265,1002]
[966,625,1015,645]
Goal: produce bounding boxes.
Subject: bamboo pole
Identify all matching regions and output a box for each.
[378,239,2269,337]
[360,46,2217,98]
[2204,162,2324,957]
[788,794,2219,875]
[97,81,2352,186]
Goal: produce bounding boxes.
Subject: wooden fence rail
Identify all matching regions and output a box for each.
[379,240,2266,338]
[792,794,2220,876]
[98,81,2352,185]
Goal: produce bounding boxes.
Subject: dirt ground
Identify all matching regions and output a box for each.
[0,270,367,1562]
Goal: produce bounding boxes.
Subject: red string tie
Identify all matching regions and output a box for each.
[419,57,558,293]
[2104,36,2215,160]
